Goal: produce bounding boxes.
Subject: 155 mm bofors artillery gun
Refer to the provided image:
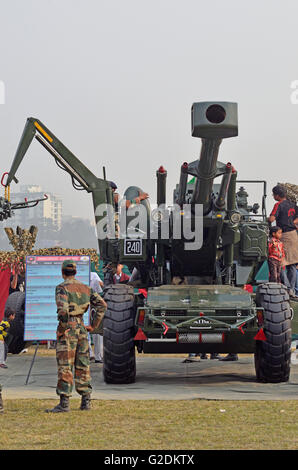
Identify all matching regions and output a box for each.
[5,102,293,384]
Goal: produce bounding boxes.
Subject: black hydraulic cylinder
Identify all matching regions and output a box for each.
[224,168,238,284]
[156,166,167,206]
[177,162,189,207]
[214,162,232,210]
[227,168,237,212]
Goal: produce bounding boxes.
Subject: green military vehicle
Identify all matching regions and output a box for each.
[102,102,293,384]
[5,101,295,382]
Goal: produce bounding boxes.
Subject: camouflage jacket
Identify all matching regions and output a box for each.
[55,278,106,329]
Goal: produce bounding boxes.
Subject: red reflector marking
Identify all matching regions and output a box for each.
[257,311,264,326]
[243,284,253,293]
[254,328,267,341]
[162,322,169,336]
[134,328,147,341]
[138,289,147,298]
[138,310,145,325]
[238,324,245,335]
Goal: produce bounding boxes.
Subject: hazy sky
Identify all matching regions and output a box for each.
[0,0,297,223]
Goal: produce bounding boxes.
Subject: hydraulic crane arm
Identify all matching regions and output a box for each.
[6,118,105,192]
[5,117,115,258]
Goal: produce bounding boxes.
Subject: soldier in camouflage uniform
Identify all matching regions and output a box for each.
[46,259,107,413]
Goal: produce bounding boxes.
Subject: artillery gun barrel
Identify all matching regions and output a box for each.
[191,138,222,206]
[190,102,238,209]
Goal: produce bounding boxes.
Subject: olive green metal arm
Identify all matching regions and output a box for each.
[5,117,115,256]
[6,117,105,192]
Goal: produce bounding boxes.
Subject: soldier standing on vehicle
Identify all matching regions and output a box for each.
[109,181,149,211]
[109,181,149,238]
[46,260,107,413]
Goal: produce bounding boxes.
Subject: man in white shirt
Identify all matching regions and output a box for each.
[89,271,104,363]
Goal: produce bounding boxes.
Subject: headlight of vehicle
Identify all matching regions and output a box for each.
[230,211,241,224]
[151,208,164,223]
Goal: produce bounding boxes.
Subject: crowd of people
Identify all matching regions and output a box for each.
[268,185,298,298]
[188,184,298,363]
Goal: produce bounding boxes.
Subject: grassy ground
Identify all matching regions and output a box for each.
[0,399,297,450]
[2,346,297,450]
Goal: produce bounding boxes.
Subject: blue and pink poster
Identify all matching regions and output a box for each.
[24,255,90,341]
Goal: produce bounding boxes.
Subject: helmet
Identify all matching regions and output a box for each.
[109,181,117,190]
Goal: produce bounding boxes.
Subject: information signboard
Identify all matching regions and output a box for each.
[24,255,90,341]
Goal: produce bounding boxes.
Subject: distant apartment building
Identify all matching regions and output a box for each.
[0,185,99,250]
[10,185,62,229]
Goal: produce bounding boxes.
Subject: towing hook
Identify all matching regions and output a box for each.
[1,172,8,187]
[1,172,18,186]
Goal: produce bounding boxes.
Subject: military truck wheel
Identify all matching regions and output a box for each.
[4,291,27,354]
[103,284,136,384]
[254,283,292,383]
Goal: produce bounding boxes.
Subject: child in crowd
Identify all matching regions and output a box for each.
[0,308,16,368]
[268,226,285,283]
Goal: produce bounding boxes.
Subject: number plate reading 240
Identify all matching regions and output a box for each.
[124,239,142,256]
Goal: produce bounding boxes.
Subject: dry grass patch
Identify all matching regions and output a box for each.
[0,399,297,450]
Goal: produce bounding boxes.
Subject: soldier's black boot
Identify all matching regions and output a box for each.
[80,394,91,411]
[219,353,238,361]
[46,395,70,413]
[0,391,3,413]
[210,353,220,359]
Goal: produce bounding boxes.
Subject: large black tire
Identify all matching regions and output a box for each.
[103,284,136,384]
[4,292,27,354]
[254,283,292,383]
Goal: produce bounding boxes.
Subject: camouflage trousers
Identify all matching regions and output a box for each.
[56,316,92,397]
